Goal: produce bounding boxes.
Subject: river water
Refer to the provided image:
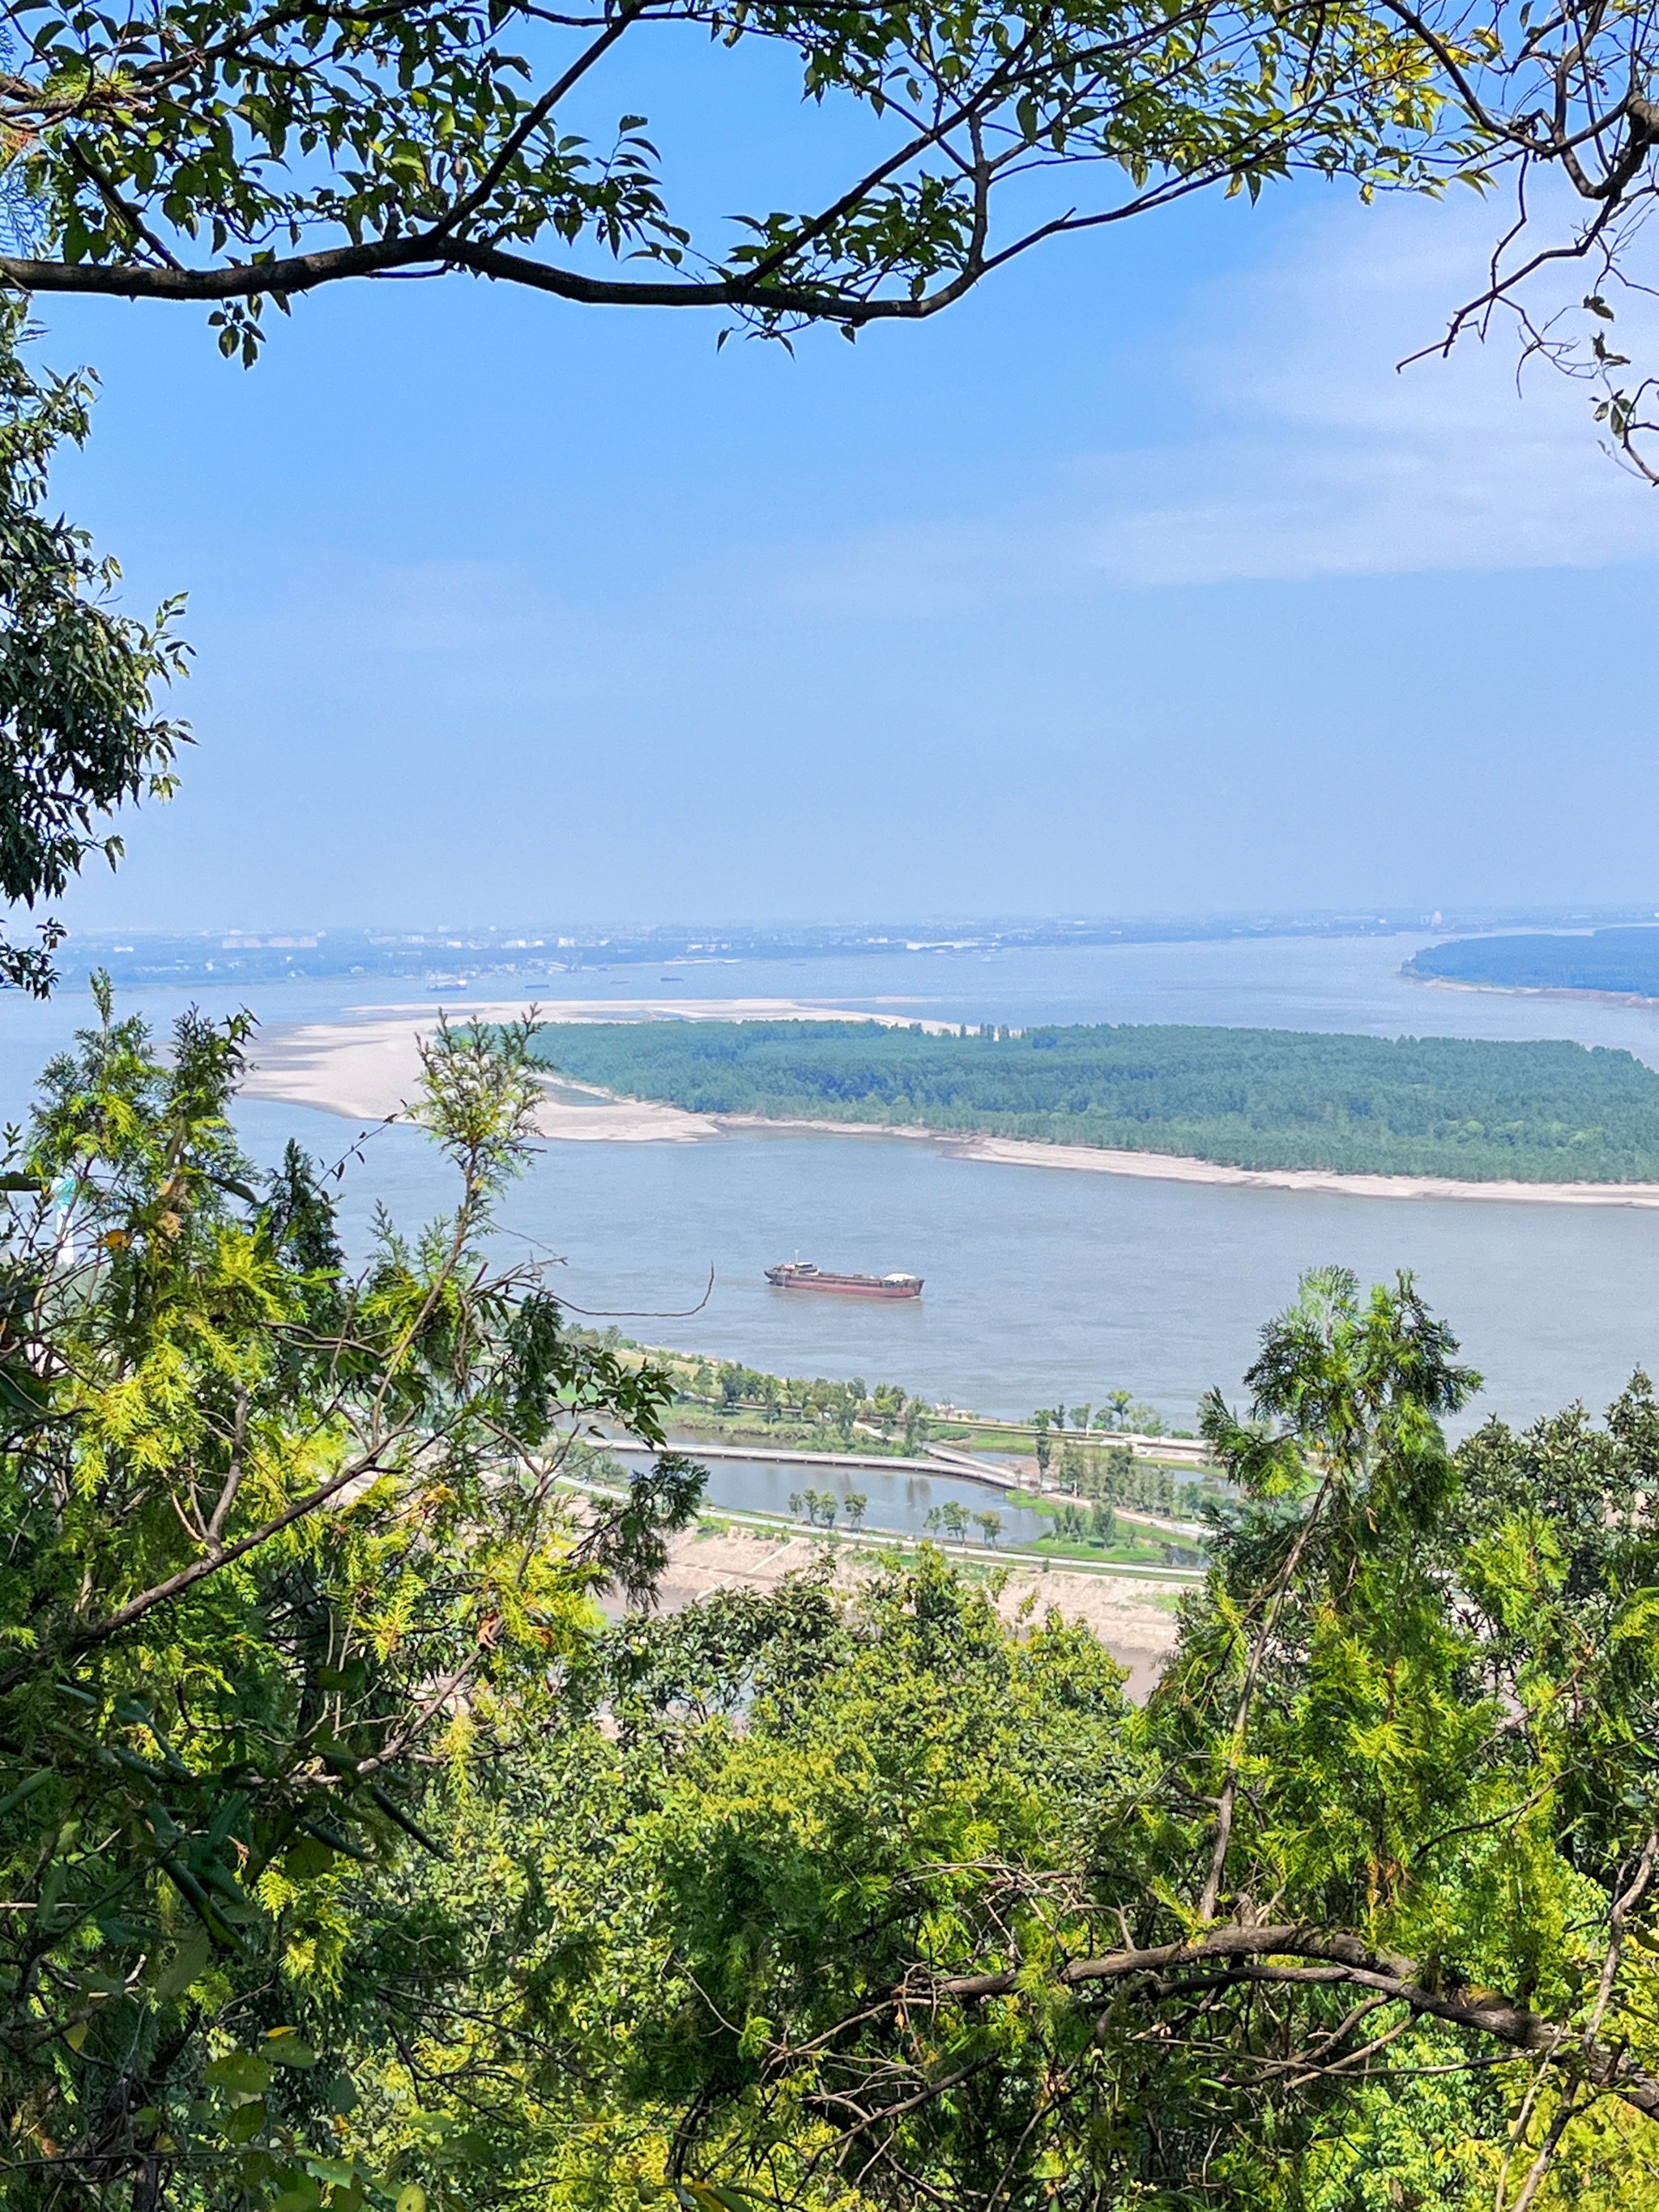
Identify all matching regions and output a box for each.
[6,931,1659,1433]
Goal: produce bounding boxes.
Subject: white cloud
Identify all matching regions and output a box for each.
[783,194,1659,610]
[219,552,567,656]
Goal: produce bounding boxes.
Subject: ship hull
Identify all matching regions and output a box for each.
[766,1266,923,1299]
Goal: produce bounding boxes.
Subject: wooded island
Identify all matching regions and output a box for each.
[1408,926,1659,999]
[528,1018,1659,1182]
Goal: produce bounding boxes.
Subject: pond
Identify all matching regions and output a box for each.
[621,1445,1051,1545]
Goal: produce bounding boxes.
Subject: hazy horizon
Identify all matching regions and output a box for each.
[52,905,1659,943]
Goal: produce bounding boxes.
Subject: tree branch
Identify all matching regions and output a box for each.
[428,0,653,241]
[930,1923,1659,2119]
[0,1440,395,1692]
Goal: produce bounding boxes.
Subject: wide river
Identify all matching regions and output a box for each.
[6,931,1659,1434]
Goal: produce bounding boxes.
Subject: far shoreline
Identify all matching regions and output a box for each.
[1405,973,1659,1016]
[242,1004,1659,1211]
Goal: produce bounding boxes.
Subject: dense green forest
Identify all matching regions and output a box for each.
[529,1017,1659,1181]
[1407,926,1659,998]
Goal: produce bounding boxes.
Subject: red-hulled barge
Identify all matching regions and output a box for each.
[765,1262,923,1300]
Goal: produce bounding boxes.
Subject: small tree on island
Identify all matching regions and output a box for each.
[1104,1446,1135,1503]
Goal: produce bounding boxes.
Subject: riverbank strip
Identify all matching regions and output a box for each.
[712,1112,1659,1207]
[1408,974,1659,1012]
[576,1457,1204,1579]
[244,1004,1659,1208]
[650,1516,1183,1698]
[923,1441,1030,1482]
[917,1420,1209,1467]
[562,1477,1186,1692]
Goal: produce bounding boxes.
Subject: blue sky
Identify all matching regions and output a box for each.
[32,51,1659,932]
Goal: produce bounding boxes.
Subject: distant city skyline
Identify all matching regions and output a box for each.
[56,904,1659,994]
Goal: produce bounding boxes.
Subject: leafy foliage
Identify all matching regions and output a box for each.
[0,300,186,992]
[0,0,1452,347]
[0,0,1649,472]
[531,1016,1659,1180]
[0,991,700,2207]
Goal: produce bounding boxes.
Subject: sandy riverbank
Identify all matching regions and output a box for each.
[940,1134,1659,1207]
[243,998,950,1139]
[646,1524,1182,1698]
[245,1005,1659,1206]
[706,1109,1659,1204]
[1410,974,1659,1014]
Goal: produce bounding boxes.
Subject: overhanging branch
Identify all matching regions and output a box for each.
[0,233,942,319]
[931,1923,1659,2119]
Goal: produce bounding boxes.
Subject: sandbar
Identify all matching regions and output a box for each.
[244,1004,1659,1205]
[1410,974,1659,1015]
[934,1134,1659,1207]
[708,1112,1659,1206]
[243,997,949,1140]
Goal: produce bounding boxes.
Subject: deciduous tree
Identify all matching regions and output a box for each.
[0,303,186,993]
[0,996,698,2208]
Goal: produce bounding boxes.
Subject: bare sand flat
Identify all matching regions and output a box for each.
[1410,975,1659,1013]
[940,1134,1659,1208]
[245,1004,1659,1205]
[715,1112,1659,1208]
[244,997,951,1136]
[649,1524,1182,1698]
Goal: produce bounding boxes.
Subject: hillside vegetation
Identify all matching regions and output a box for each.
[530,1017,1659,1182]
[15,999,1659,2208]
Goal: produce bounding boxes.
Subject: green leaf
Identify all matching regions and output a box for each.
[305,2159,360,2186]
[224,2096,266,2143]
[282,1833,336,1881]
[271,2179,322,2212]
[322,2070,359,2115]
[263,2033,318,2068]
[153,1925,213,2001]
[0,1768,54,1819]
[205,2051,274,2095]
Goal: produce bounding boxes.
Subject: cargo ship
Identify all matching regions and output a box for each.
[765,1261,923,1300]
